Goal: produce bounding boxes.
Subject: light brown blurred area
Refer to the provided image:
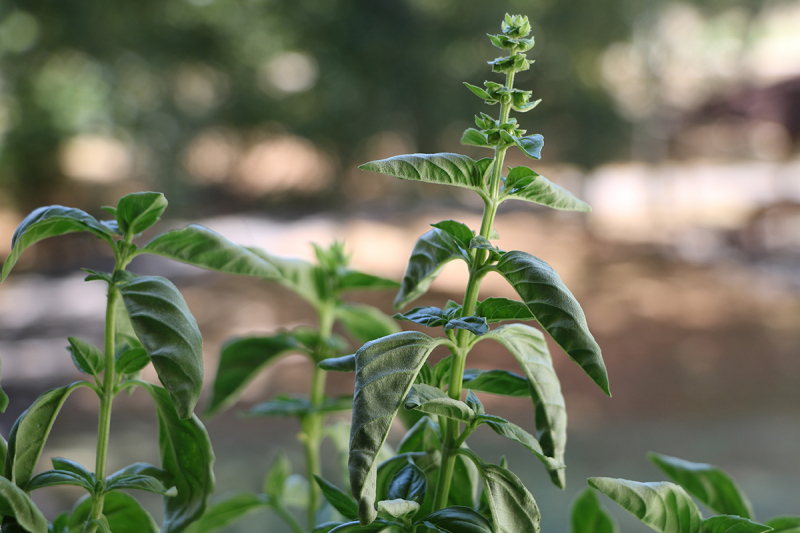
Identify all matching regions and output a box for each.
[2,0,800,531]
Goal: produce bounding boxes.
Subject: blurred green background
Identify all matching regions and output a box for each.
[1,0,799,530]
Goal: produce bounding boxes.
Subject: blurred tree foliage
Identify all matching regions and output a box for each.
[0,0,771,216]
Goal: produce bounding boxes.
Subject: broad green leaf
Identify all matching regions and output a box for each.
[115,192,168,236]
[318,354,356,372]
[502,166,590,212]
[570,488,618,533]
[588,478,703,533]
[649,453,754,519]
[397,417,442,455]
[376,454,423,504]
[1,206,113,282]
[484,420,564,470]
[247,396,310,417]
[338,270,400,293]
[4,382,86,488]
[115,347,150,375]
[766,517,800,533]
[513,134,544,159]
[314,475,359,520]
[388,463,427,504]
[459,449,541,533]
[479,324,567,488]
[0,477,48,533]
[143,225,280,279]
[206,334,300,416]
[476,298,535,323]
[349,332,447,525]
[394,228,468,309]
[418,506,493,533]
[430,220,474,251]
[462,129,492,148]
[140,383,215,533]
[702,516,772,533]
[462,369,530,397]
[120,276,204,418]
[448,453,481,509]
[66,337,104,378]
[496,251,609,396]
[67,492,158,533]
[51,457,94,486]
[359,153,486,196]
[264,452,291,500]
[51,511,70,533]
[25,470,93,492]
[336,303,401,344]
[328,519,395,532]
[404,384,474,422]
[183,493,267,533]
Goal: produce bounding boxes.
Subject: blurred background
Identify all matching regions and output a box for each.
[1,0,799,530]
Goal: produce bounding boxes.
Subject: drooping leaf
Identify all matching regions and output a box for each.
[496,251,609,396]
[359,153,486,197]
[395,306,449,328]
[462,369,530,398]
[25,470,94,493]
[314,475,359,520]
[115,192,168,236]
[349,332,447,525]
[649,453,754,519]
[0,477,49,533]
[387,463,427,505]
[140,383,215,533]
[66,337,105,378]
[570,488,618,533]
[484,420,564,470]
[702,516,772,533]
[588,478,703,533]
[394,228,469,309]
[4,382,86,488]
[1,206,114,281]
[318,354,356,372]
[142,225,280,279]
[404,384,474,422]
[430,221,474,251]
[182,493,267,533]
[513,134,544,159]
[119,276,204,418]
[206,334,300,416]
[766,517,800,533]
[458,449,541,533]
[418,506,493,533]
[502,166,590,212]
[442,316,489,336]
[336,303,401,344]
[479,324,567,488]
[67,492,158,533]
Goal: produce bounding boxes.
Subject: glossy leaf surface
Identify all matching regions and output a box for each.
[462,369,529,398]
[702,516,772,533]
[502,167,590,212]
[419,506,493,533]
[0,477,48,533]
[387,463,427,504]
[496,251,609,396]
[589,478,703,533]
[649,453,753,519]
[360,153,486,196]
[120,276,204,418]
[68,492,158,533]
[570,488,618,533]
[115,192,167,236]
[349,332,446,525]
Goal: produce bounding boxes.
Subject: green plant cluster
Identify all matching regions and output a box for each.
[0,13,795,533]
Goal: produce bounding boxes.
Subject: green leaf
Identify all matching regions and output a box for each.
[485,420,564,470]
[397,417,442,455]
[502,167,590,212]
[458,449,541,533]
[513,135,544,159]
[430,220,474,251]
[66,337,104,378]
[142,225,280,279]
[349,332,447,525]
[465,390,484,416]
[0,477,48,533]
[4,382,86,488]
[105,462,176,496]
[461,128,492,148]
[447,453,481,509]
[479,324,567,488]
[496,251,609,396]
[588,478,703,533]
[328,519,395,533]
[264,452,290,500]
[702,516,772,533]
[570,488,618,533]
[314,475,359,520]
[395,306,449,328]
[766,517,800,533]
[120,275,204,418]
[246,248,320,305]
[115,192,168,236]
[247,396,310,417]
[206,334,300,416]
[183,493,267,533]
[1,206,114,282]
[462,369,530,397]
[463,82,491,100]
[359,153,486,197]
[648,453,754,519]
[394,228,468,309]
[51,457,94,486]
[338,270,400,293]
[388,462,427,504]
[115,347,150,375]
[25,470,94,493]
[67,492,158,533]
[443,316,488,336]
[418,506,493,533]
[318,354,356,372]
[404,384,474,422]
[336,303,401,344]
[140,383,215,533]
[476,298,535,323]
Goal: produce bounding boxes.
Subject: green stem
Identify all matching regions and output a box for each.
[273,503,306,533]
